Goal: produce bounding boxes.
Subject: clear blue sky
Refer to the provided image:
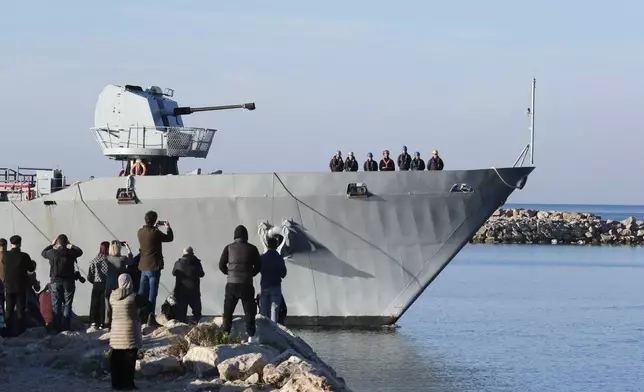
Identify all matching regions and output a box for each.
[1,1,643,204]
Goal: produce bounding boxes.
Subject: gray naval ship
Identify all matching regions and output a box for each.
[0,79,537,327]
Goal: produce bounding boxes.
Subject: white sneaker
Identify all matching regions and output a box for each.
[248,336,259,344]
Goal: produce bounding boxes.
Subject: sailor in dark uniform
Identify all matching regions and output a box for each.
[379,150,395,171]
[397,146,412,171]
[411,151,425,171]
[363,153,378,171]
[329,151,344,172]
[344,152,358,172]
[427,149,444,171]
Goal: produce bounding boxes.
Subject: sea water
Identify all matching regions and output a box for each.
[295,204,644,392]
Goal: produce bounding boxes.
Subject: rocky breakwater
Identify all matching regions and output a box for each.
[0,316,351,392]
[471,208,644,245]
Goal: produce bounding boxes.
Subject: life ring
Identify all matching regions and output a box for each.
[117,169,125,177]
[130,161,147,176]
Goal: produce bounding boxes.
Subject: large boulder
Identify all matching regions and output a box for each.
[182,344,279,378]
[217,352,271,381]
[263,355,348,391]
[230,315,341,380]
[150,319,192,340]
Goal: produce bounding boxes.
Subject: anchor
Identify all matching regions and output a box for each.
[258,219,315,258]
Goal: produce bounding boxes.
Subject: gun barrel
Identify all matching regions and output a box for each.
[173,102,256,116]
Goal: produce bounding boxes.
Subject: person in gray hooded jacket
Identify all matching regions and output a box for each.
[218,225,261,342]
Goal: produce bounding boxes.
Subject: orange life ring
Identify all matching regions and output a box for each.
[130,161,147,176]
[117,169,125,177]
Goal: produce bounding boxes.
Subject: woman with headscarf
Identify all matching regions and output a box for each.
[87,241,110,329]
[105,240,134,329]
[109,273,141,390]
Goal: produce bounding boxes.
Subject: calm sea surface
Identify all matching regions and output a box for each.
[294,204,644,392]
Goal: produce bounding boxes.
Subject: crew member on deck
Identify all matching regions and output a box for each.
[411,151,425,170]
[379,150,395,171]
[427,149,444,171]
[344,152,358,172]
[397,146,412,171]
[329,151,344,172]
[364,153,378,171]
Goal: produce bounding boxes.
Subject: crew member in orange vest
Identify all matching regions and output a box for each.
[379,150,396,171]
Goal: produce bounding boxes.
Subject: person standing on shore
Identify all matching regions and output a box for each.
[87,241,110,330]
[259,237,287,323]
[137,210,174,327]
[4,235,36,336]
[172,246,205,324]
[109,273,142,391]
[41,234,83,333]
[105,241,134,330]
[219,225,261,343]
[0,238,7,317]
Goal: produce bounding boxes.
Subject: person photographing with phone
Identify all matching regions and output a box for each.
[41,234,83,333]
[137,210,174,327]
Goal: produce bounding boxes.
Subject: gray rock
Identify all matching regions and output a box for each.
[217,352,270,381]
[183,344,279,378]
[469,208,644,246]
[263,355,349,392]
[137,355,183,377]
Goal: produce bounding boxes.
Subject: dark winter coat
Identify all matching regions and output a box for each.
[363,159,378,171]
[411,157,426,171]
[219,225,261,285]
[42,245,83,282]
[427,156,444,170]
[172,254,205,293]
[344,158,358,172]
[397,153,412,171]
[260,250,287,290]
[3,248,36,293]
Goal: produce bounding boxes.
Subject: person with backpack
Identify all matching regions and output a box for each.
[41,234,83,333]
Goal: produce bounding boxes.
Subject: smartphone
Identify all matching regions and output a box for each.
[119,241,127,246]
[156,220,167,226]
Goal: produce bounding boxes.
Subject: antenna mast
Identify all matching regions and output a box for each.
[529,77,536,166]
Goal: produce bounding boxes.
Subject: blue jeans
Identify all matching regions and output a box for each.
[260,286,282,323]
[138,270,161,315]
[51,279,75,332]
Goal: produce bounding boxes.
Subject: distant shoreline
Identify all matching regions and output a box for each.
[470,208,644,246]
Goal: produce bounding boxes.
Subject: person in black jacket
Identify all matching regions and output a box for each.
[411,151,426,171]
[344,152,358,172]
[41,234,83,333]
[3,235,36,337]
[259,237,287,323]
[427,149,445,170]
[219,225,261,343]
[0,237,6,320]
[379,150,396,171]
[363,152,378,171]
[329,150,344,172]
[397,145,412,171]
[172,246,205,324]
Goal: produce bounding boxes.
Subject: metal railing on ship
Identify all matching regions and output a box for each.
[90,126,217,158]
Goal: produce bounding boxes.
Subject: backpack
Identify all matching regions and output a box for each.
[39,284,53,325]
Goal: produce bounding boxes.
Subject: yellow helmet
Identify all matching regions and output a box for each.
[432,149,438,155]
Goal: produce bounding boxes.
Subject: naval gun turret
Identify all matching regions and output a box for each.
[90,84,255,176]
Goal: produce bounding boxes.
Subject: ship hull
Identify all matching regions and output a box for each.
[0,167,533,327]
